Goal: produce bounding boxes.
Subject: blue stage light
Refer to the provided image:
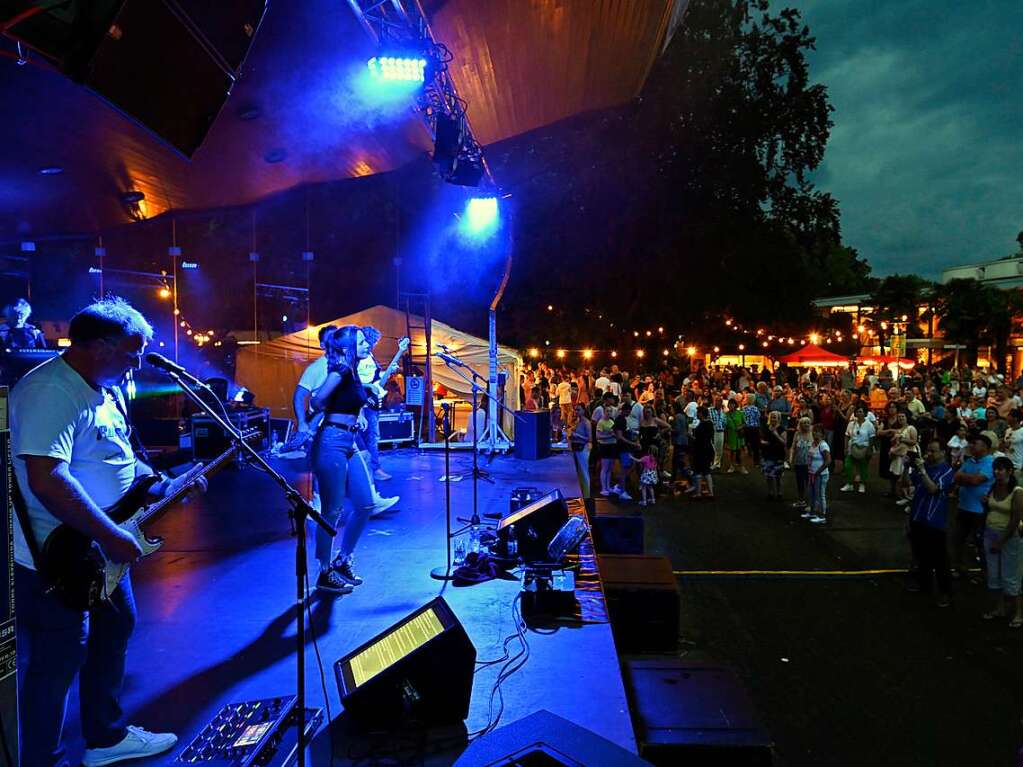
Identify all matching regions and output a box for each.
[368,56,428,82]
[461,197,499,239]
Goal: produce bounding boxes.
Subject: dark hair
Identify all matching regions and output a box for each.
[325,325,361,374]
[317,324,338,343]
[993,456,1017,490]
[1011,409,1023,422]
[361,326,382,347]
[69,297,153,345]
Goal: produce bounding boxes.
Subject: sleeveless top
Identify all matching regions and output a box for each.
[986,486,1023,531]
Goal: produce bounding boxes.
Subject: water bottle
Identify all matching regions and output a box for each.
[506,525,518,560]
[469,524,481,555]
[453,535,467,566]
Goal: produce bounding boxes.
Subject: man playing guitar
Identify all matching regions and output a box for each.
[356,327,408,481]
[11,297,205,767]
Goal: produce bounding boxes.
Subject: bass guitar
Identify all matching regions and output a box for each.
[39,445,237,610]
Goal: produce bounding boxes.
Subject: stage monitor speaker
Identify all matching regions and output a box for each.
[334,597,475,728]
[6,0,268,157]
[0,388,19,767]
[496,489,569,562]
[453,709,652,766]
[513,409,550,460]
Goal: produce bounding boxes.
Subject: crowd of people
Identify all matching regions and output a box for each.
[521,359,1023,616]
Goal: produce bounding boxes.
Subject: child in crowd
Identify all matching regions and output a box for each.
[638,445,659,506]
[947,423,969,466]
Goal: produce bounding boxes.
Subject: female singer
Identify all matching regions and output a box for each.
[309,326,377,593]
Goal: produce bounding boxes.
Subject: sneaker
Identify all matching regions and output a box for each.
[370,495,399,517]
[840,483,854,492]
[858,484,866,494]
[599,490,611,497]
[639,500,648,507]
[316,568,354,594]
[739,467,749,475]
[809,515,827,525]
[800,510,814,519]
[611,485,625,495]
[726,466,736,474]
[895,498,911,506]
[661,471,673,479]
[792,500,807,509]
[332,556,364,586]
[618,491,633,501]
[82,726,178,767]
[373,468,392,481]
[936,596,951,608]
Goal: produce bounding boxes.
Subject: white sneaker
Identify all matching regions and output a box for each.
[599,490,611,497]
[611,485,624,495]
[618,491,633,501]
[373,468,392,481]
[840,483,854,492]
[809,515,827,525]
[82,726,178,767]
[858,484,866,494]
[895,498,911,506]
[800,510,814,519]
[370,495,399,517]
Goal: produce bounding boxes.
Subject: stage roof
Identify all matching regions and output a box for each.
[0,0,684,240]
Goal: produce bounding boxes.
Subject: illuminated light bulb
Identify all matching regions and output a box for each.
[583,350,593,360]
[556,349,566,359]
[713,346,720,353]
[663,349,669,357]
[528,348,539,358]
[810,333,820,344]
[636,350,645,358]
[686,346,696,357]
[658,327,664,333]
[611,351,618,358]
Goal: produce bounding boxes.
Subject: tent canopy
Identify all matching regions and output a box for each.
[777,344,849,366]
[235,305,522,428]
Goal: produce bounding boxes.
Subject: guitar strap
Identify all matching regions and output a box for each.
[107,384,155,467]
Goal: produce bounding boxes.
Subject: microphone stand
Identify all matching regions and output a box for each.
[162,371,334,767]
[430,403,455,581]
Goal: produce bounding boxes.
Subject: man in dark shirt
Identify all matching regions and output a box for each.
[0,298,47,349]
[907,440,955,605]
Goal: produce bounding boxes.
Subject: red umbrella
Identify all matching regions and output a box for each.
[776,344,849,365]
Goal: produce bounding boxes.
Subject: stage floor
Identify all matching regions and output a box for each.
[60,448,635,765]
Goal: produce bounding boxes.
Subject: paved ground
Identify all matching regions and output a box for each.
[642,459,1023,767]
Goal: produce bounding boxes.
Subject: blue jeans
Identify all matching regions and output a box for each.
[16,565,135,767]
[571,446,591,498]
[809,471,829,516]
[356,408,381,471]
[312,424,376,567]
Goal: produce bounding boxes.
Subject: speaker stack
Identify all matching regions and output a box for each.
[0,389,18,767]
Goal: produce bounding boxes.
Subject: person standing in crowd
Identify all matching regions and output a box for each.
[980,456,1023,626]
[12,298,196,767]
[309,326,379,592]
[1002,409,1023,482]
[569,402,592,498]
[841,406,875,494]
[724,398,746,473]
[670,404,690,481]
[556,374,574,432]
[741,392,762,466]
[805,423,831,524]
[905,440,955,606]
[889,411,920,507]
[687,406,715,499]
[876,402,901,498]
[954,433,995,584]
[612,404,641,500]
[761,410,787,501]
[596,404,619,497]
[709,396,727,470]
[789,416,814,510]
[0,297,47,349]
[768,385,792,434]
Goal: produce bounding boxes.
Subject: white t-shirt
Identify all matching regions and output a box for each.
[11,356,139,570]
[594,376,611,393]
[846,419,876,447]
[808,440,831,473]
[1006,427,1023,470]
[556,381,573,405]
[607,380,622,398]
[297,355,328,392]
[357,354,379,386]
[624,401,643,432]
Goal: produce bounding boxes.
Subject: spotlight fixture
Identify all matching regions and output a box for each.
[120,190,145,204]
[367,55,428,82]
[38,166,64,175]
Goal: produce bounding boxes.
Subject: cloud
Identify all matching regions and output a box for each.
[786,0,1023,277]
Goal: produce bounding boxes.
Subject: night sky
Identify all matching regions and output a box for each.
[785,0,1023,279]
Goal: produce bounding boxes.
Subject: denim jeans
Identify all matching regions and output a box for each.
[360,407,381,471]
[808,471,829,516]
[312,424,376,567]
[16,565,135,767]
[571,446,591,498]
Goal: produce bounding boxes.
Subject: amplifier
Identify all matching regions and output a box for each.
[192,408,270,460]
[378,411,414,445]
[598,555,679,653]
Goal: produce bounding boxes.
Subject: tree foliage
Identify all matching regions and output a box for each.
[932,278,1023,372]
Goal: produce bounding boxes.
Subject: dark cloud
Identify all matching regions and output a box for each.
[785,0,1023,277]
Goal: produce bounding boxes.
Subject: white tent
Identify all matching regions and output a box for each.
[235,305,522,438]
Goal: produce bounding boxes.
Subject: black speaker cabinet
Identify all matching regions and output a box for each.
[598,555,679,653]
[334,597,475,728]
[513,410,551,460]
[454,709,652,766]
[586,496,645,555]
[0,389,19,767]
[496,489,569,562]
[623,659,774,766]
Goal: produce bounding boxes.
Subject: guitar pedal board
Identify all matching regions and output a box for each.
[175,696,322,767]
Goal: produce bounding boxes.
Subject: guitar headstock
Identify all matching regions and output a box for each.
[398,336,410,353]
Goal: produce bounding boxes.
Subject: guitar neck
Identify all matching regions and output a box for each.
[136,446,237,526]
[376,339,409,388]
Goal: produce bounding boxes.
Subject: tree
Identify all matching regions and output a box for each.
[868,275,933,354]
[932,279,1023,372]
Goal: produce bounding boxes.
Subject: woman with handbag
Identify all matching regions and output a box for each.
[888,410,920,506]
[842,406,876,493]
[981,456,1023,627]
[569,403,592,498]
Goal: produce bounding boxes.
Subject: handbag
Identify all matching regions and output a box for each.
[850,442,870,460]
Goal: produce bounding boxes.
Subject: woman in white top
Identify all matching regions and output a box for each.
[888,410,919,506]
[841,406,876,494]
[805,423,831,525]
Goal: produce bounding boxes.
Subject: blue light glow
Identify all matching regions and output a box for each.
[367,56,427,82]
[461,197,499,240]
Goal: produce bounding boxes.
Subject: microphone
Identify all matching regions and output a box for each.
[145,352,211,391]
[434,350,466,368]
